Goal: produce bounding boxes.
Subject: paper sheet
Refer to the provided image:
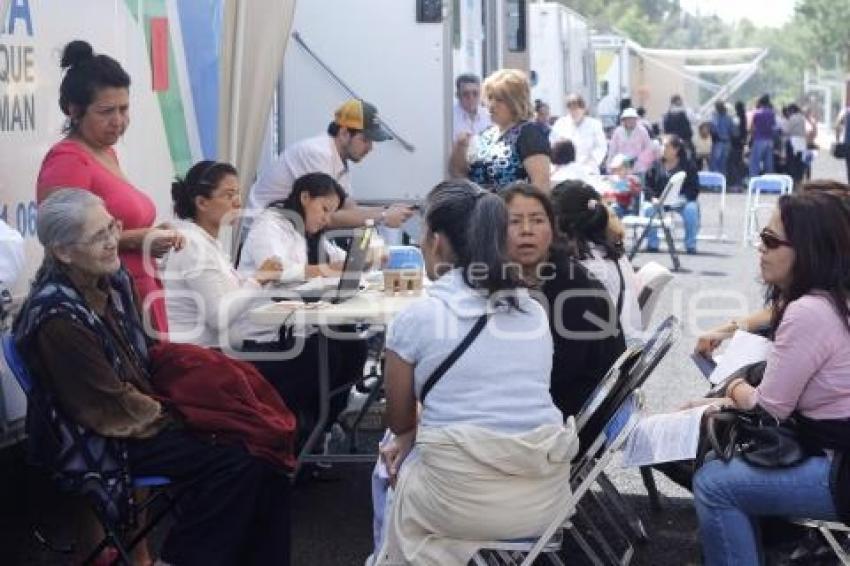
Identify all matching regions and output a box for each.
[620,405,709,467]
[707,330,771,385]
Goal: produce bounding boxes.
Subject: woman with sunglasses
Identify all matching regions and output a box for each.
[694,180,850,357]
[690,191,850,565]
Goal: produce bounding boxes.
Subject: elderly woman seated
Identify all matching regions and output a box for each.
[13,189,291,565]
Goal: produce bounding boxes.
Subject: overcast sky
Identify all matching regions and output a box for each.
[679,0,797,28]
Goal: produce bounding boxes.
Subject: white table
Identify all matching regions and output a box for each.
[250,291,424,472]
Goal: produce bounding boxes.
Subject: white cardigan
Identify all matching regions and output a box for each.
[238,207,346,283]
[162,220,278,348]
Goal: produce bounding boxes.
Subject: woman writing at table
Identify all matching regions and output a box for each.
[238,171,368,435]
[238,172,347,281]
[37,40,181,334]
[163,162,364,442]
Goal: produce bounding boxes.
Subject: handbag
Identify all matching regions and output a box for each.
[698,406,813,469]
[832,142,849,160]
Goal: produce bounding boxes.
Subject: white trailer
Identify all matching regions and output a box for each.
[592,33,630,129]
[529,1,595,116]
[275,0,529,203]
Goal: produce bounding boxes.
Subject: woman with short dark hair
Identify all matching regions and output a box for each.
[642,133,701,253]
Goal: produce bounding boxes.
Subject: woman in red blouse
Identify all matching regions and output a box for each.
[37,40,181,334]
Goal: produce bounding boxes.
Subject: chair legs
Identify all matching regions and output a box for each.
[597,471,651,541]
[818,526,850,566]
[639,466,662,511]
[628,209,681,272]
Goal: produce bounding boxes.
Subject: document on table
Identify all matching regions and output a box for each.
[707,330,771,385]
[620,405,709,467]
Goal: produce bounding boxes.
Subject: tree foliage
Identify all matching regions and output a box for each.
[552,0,850,107]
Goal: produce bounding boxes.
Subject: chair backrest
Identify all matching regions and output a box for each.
[658,170,688,206]
[2,333,32,396]
[578,316,678,454]
[636,261,674,329]
[698,171,726,193]
[574,345,643,433]
[749,174,792,196]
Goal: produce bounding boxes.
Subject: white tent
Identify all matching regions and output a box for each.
[217,0,296,203]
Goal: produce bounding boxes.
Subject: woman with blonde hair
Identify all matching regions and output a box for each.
[450,69,551,191]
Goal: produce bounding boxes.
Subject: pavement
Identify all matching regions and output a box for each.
[2,154,847,565]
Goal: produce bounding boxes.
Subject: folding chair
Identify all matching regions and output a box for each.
[515,390,647,566]
[624,171,688,271]
[467,348,646,566]
[793,519,850,565]
[2,334,180,565]
[582,316,680,533]
[635,262,674,331]
[697,171,732,242]
[742,174,793,245]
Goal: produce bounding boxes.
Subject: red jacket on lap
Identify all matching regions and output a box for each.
[149,342,297,470]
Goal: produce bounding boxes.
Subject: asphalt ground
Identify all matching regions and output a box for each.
[2,153,848,565]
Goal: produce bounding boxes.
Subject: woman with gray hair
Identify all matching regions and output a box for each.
[14,189,292,565]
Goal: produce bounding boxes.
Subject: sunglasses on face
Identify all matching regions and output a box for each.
[759,229,792,250]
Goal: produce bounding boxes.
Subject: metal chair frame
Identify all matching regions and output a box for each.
[624,171,688,271]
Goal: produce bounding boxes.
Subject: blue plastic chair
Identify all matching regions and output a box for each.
[2,334,176,564]
[698,171,731,241]
[743,174,793,244]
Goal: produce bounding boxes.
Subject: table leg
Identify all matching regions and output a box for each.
[294,330,331,476]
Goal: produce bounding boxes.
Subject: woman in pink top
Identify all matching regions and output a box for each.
[692,192,850,565]
[606,107,654,174]
[36,40,181,335]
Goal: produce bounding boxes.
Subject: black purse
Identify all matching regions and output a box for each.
[696,360,817,469]
[832,142,849,160]
[698,406,813,469]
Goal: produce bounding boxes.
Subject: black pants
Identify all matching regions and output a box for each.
[127,428,290,566]
[246,333,368,446]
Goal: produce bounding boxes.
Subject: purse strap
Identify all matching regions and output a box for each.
[613,259,625,319]
[420,314,489,403]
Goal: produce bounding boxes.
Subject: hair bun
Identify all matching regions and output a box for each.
[60,40,94,70]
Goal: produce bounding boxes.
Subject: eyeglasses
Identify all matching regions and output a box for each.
[758,229,792,250]
[76,219,123,247]
[460,89,480,98]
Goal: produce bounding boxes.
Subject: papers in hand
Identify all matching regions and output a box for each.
[620,405,710,468]
[707,330,771,385]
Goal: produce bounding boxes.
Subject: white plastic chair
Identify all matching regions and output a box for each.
[635,262,674,330]
[742,174,793,245]
[623,171,687,271]
[697,171,731,242]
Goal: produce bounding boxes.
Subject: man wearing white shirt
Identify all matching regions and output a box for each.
[247,98,413,228]
[549,93,608,173]
[452,73,491,141]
